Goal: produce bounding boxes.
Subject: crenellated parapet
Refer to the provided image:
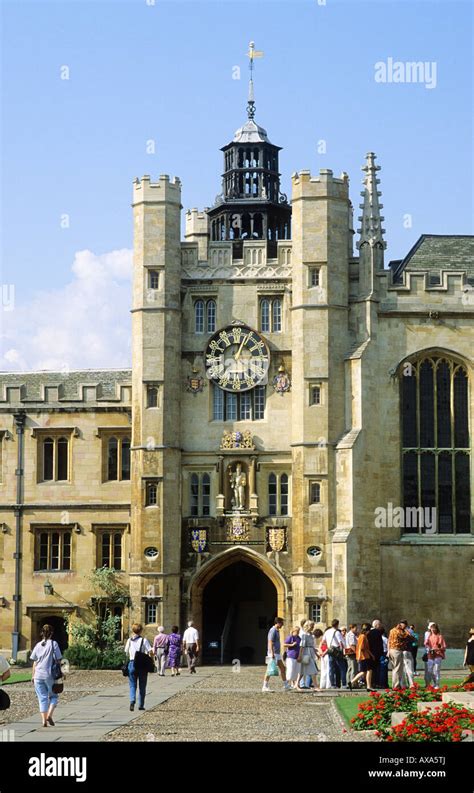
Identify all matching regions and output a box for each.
[0,370,132,408]
[291,168,350,201]
[375,269,474,312]
[132,174,182,206]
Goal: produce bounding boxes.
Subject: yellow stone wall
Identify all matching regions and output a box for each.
[0,380,132,651]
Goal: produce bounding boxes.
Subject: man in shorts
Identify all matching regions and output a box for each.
[262,617,291,692]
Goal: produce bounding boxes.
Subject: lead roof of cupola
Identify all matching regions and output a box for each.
[232,119,271,144]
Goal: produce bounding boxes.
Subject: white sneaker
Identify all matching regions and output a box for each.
[283,682,291,691]
[262,684,272,692]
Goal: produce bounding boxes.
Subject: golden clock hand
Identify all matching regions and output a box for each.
[234,334,248,361]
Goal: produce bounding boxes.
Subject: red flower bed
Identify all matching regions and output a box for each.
[350,682,472,740]
[388,703,474,742]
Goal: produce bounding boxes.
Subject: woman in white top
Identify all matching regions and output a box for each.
[29,624,63,727]
[296,621,319,691]
[125,622,153,712]
[0,654,11,683]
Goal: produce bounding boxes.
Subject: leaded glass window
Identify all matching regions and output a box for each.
[401,355,470,534]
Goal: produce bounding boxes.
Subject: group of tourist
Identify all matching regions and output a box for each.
[0,621,473,726]
[123,621,200,710]
[262,617,474,693]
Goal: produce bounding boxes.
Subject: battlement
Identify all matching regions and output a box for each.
[0,369,132,408]
[375,268,474,309]
[185,208,209,233]
[291,168,350,200]
[132,174,182,205]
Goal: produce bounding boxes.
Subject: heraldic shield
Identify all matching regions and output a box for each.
[191,528,208,553]
[267,527,286,552]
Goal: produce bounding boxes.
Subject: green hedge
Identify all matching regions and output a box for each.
[63,644,126,670]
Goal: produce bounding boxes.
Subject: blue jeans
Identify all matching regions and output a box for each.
[128,660,148,707]
[377,655,389,688]
[329,655,347,687]
[34,677,58,713]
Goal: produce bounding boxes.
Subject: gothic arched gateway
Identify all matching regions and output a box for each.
[188,548,288,664]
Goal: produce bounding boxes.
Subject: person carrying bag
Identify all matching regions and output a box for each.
[0,654,11,711]
[124,623,154,711]
[29,624,63,727]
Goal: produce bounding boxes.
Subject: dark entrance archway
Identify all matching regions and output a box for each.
[202,560,277,665]
[34,615,69,652]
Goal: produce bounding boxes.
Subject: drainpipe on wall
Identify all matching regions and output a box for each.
[12,410,26,661]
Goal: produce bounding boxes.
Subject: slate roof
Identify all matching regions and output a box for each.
[390,235,474,281]
[0,369,131,403]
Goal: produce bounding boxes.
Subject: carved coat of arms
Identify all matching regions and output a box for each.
[190,528,208,553]
[267,527,286,552]
[220,430,255,450]
[186,373,205,394]
[226,516,249,542]
[272,372,291,395]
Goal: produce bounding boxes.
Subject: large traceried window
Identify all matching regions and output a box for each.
[401,355,471,534]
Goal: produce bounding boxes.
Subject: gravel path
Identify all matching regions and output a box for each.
[103,667,379,742]
[0,670,123,726]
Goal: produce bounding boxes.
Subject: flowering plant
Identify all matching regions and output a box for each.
[388,703,474,742]
[350,683,471,739]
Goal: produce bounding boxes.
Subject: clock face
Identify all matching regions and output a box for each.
[205,324,270,392]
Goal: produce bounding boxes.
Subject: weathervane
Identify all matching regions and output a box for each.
[246,40,264,120]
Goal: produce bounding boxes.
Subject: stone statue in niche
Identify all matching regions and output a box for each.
[228,462,247,511]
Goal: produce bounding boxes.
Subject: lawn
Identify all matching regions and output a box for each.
[2,670,32,685]
[336,695,366,725]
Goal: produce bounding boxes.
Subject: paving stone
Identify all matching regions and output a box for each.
[416,701,443,712]
[391,712,408,727]
[441,692,474,709]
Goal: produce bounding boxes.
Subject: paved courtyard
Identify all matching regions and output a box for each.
[2,667,378,743]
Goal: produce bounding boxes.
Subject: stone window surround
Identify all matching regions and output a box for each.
[32,428,77,484]
[185,468,213,518]
[309,382,323,406]
[309,267,321,288]
[141,595,163,626]
[91,523,130,570]
[145,382,160,409]
[259,295,283,333]
[96,428,131,483]
[309,480,322,505]
[305,261,326,288]
[142,476,162,509]
[193,297,218,334]
[30,523,75,572]
[267,470,291,517]
[305,597,326,624]
[399,353,471,535]
[211,383,267,422]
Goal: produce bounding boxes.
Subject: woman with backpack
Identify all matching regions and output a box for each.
[124,623,154,711]
[29,624,63,727]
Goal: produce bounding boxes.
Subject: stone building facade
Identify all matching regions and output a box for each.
[0,99,473,658]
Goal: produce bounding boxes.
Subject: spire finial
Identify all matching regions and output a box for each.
[356,151,387,262]
[246,40,264,120]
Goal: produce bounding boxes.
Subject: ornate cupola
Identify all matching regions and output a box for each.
[207,42,291,258]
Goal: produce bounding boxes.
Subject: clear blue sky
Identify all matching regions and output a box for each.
[0,0,473,368]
